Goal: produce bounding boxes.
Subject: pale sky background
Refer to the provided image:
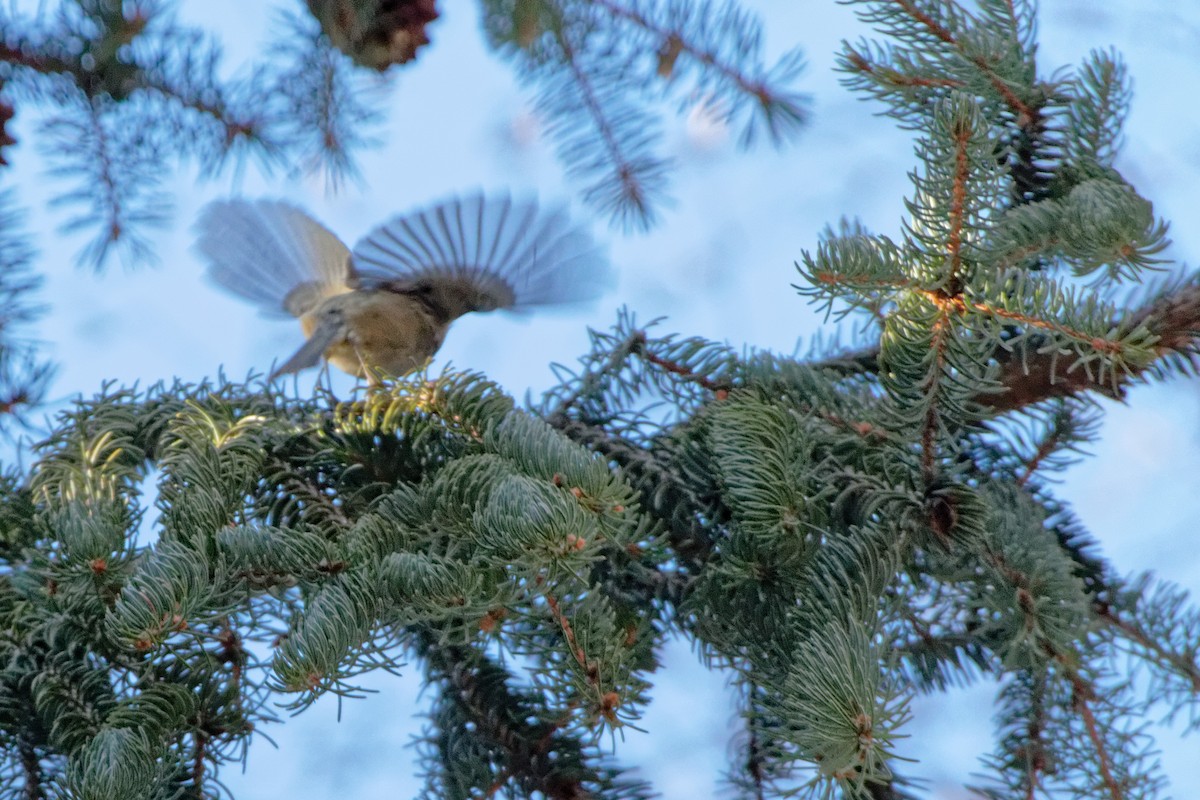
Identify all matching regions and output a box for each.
[5,1,1200,797]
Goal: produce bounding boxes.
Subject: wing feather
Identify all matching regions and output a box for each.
[194,199,352,317]
[350,193,609,318]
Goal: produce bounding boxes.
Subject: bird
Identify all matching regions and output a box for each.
[193,193,609,380]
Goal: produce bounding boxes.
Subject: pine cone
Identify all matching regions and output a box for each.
[307,0,440,71]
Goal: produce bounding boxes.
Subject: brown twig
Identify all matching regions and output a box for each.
[545,594,595,685]
[806,278,1200,414]
[892,0,1035,119]
[1097,605,1200,693]
[1065,668,1123,800]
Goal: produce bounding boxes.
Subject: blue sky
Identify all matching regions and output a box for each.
[7,0,1200,796]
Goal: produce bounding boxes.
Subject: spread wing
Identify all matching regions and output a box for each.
[194,199,352,317]
[349,193,609,322]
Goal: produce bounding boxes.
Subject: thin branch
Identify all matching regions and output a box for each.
[805,278,1200,413]
[1064,667,1123,800]
[553,26,653,224]
[919,303,952,480]
[545,593,594,683]
[893,0,1035,119]
[592,0,792,113]
[1097,606,1200,693]
[419,635,594,800]
[19,739,44,800]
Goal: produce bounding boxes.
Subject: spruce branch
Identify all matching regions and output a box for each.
[0,190,51,435]
[481,0,809,229]
[3,2,1200,797]
[839,0,1040,124]
[41,97,170,268]
[588,0,809,147]
[803,270,1200,414]
[0,90,14,166]
[1,1,385,269]
[988,275,1200,411]
[551,22,665,231]
[416,633,651,800]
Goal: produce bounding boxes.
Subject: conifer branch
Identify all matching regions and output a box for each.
[189,730,208,798]
[18,740,43,800]
[631,331,730,394]
[547,416,715,567]
[419,636,597,800]
[4,3,1199,797]
[841,0,1036,120]
[1016,670,1051,799]
[808,276,1200,413]
[1063,667,1122,800]
[1097,606,1200,694]
[919,311,950,480]
[900,0,1033,119]
[555,26,656,230]
[745,704,767,800]
[544,593,592,683]
[589,0,808,147]
[1014,424,1062,489]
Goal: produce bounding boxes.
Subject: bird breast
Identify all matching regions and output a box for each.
[300,290,447,377]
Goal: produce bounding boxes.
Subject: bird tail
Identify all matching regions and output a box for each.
[349,193,610,319]
[193,199,352,317]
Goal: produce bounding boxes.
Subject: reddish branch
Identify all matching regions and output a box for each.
[420,637,590,800]
[892,0,1035,119]
[19,740,43,800]
[918,120,974,479]
[1021,671,1050,800]
[1096,605,1200,693]
[553,23,649,216]
[988,280,1200,411]
[920,312,949,479]
[0,43,73,76]
[1015,431,1057,488]
[1066,669,1123,800]
[190,730,209,795]
[545,594,598,688]
[0,389,32,417]
[986,547,1127,798]
[638,349,729,394]
[946,117,972,285]
[814,279,1200,414]
[593,0,789,112]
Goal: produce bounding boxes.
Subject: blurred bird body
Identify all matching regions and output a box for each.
[296,290,446,376]
[193,194,606,380]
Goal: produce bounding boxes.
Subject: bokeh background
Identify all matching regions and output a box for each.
[5,1,1200,796]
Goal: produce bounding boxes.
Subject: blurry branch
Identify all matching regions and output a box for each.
[0,1,385,269]
[3,0,812,262]
[0,191,54,435]
[0,1,388,437]
[591,0,809,147]
[480,0,810,230]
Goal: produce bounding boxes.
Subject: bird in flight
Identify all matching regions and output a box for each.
[193,193,609,380]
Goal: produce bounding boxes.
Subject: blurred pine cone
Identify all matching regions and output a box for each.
[306,0,440,70]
